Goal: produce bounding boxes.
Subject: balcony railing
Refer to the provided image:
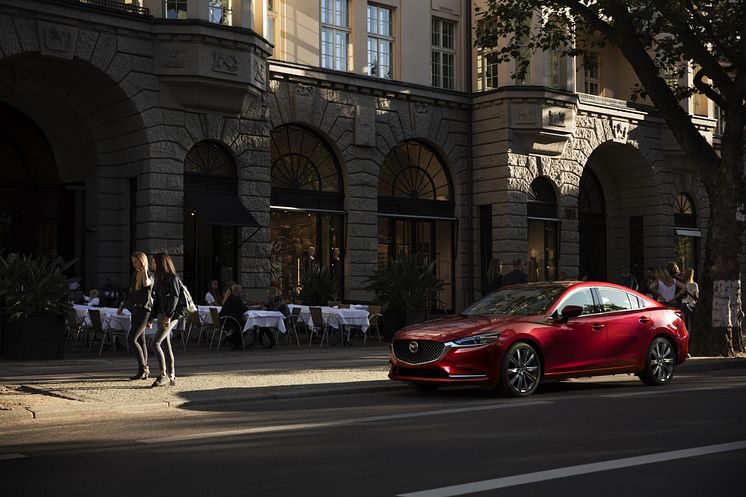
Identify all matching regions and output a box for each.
[57,0,150,16]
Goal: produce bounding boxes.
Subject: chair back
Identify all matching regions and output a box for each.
[309,306,325,329]
[209,307,221,326]
[88,309,104,332]
[187,310,201,327]
[368,305,382,316]
[65,310,80,330]
[291,306,302,317]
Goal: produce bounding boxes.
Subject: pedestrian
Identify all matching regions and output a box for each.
[667,261,686,305]
[118,251,153,381]
[648,267,682,306]
[615,266,639,291]
[501,258,528,286]
[204,279,221,305]
[148,252,179,387]
[219,284,249,350]
[677,267,699,330]
[482,258,503,295]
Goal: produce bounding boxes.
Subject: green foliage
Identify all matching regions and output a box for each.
[363,255,444,312]
[298,265,338,306]
[0,254,76,321]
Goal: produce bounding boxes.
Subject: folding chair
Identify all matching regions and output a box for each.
[88,309,128,357]
[65,309,88,346]
[181,310,203,351]
[282,313,302,347]
[208,312,245,351]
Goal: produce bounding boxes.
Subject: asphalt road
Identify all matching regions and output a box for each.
[1,368,745,497]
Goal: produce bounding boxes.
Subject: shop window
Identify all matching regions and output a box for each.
[270,125,344,300]
[527,177,559,282]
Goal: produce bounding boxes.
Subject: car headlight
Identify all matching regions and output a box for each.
[445,332,502,348]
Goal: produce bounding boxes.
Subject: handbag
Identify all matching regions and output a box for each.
[175,278,198,317]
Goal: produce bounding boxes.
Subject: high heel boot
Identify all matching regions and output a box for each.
[169,372,176,386]
[129,365,149,381]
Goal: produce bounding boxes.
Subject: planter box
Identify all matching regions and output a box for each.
[3,313,65,360]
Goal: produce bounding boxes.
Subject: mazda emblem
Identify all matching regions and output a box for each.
[408,341,419,354]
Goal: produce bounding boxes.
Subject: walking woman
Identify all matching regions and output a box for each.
[677,267,699,330]
[117,251,153,381]
[148,252,180,387]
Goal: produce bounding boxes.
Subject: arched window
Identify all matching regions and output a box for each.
[579,170,605,217]
[270,124,341,194]
[527,177,559,282]
[269,124,345,300]
[379,140,451,202]
[674,192,699,274]
[184,141,235,177]
[377,140,455,310]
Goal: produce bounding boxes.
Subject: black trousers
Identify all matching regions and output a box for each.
[127,307,149,371]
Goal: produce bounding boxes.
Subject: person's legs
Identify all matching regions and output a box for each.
[152,315,174,386]
[127,308,149,379]
[164,320,177,381]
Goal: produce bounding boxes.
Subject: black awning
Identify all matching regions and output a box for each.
[185,191,260,227]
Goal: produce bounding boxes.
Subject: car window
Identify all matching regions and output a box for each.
[556,288,596,315]
[597,287,633,312]
[463,286,565,316]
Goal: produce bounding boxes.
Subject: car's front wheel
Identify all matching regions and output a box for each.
[498,342,541,397]
[639,337,676,386]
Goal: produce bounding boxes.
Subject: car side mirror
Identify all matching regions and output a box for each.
[560,305,584,322]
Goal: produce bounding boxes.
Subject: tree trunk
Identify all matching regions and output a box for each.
[689,143,745,356]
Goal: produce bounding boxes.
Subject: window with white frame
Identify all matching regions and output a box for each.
[583,54,600,95]
[208,0,232,25]
[548,49,561,89]
[165,0,188,19]
[477,49,499,91]
[432,18,455,89]
[321,0,350,71]
[367,4,393,79]
[267,0,277,55]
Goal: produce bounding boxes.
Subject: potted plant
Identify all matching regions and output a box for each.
[363,255,445,338]
[298,265,338,306]
[0,253,75,360]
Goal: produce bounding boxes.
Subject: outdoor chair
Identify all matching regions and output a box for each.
[308,306,341,347]
[88,309,128,357]
[181,310,204,351]
[208,313,245,351]
[366,305,383,345]
[65,309,88,346]
[281,312,302,347]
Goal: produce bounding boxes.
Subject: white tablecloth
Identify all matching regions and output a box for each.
[73,305,169,336]
[287,305,369,332]
[242,310,286,334]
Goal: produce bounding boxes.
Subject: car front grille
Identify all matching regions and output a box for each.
[392,339,445,364]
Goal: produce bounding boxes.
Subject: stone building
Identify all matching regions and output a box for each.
[0,0,734,310]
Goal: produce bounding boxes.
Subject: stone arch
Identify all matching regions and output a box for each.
[0,18,151,287]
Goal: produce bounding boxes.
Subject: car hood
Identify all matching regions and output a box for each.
[394,314,538,342]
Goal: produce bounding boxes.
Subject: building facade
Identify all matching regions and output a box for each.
[1,0,739,309]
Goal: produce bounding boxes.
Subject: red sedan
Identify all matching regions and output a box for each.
[389,282,689,396]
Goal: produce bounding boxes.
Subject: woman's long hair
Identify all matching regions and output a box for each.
[153,252,178,284]
[132,251,149,290]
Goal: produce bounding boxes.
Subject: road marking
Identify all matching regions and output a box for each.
[139,400,551,444]
[0,453,27,461]
[397,440,746,497]
[601,384,746,398]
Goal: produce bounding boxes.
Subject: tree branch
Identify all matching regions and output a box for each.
[693,69,726,108]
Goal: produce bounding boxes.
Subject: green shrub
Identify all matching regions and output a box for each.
[363,255,444,312]
[298,265,338,306]
[0,254,76,320]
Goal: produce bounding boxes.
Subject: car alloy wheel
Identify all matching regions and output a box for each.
[640,337,676,386]
[499,342,541,397]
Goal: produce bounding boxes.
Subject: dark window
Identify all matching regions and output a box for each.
[270,124,341,193]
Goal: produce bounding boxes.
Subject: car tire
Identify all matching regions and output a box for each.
[498,342,541,397]
[639,337,676,386]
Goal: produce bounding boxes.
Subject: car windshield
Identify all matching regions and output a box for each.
[462,286,566,317]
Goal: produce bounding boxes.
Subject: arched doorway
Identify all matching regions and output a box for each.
[270,124,345,300]
[377,140,455,310]
[527,177,559,281]
[0,102,75,263]
[578,168,606,281]
[673,192,700,273]
[183,141,259,299]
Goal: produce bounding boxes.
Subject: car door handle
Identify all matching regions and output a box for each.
[639,317,650,324]
[591,323,605,332]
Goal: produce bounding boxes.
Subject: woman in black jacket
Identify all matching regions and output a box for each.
[148,252,180,387]
[117,251,154,380]
[219,284,248,350]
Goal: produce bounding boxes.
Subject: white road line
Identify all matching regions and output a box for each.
[139,400,551,444]
[397,440,746,497]
[601,384,746,398]
[0,453,27,461]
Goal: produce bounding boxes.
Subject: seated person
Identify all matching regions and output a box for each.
[219,285,248,350]
[205,279,221,306]
[84,289,100,306]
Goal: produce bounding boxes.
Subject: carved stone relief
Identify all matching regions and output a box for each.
[212,51,239,74]
[38,21,77,60]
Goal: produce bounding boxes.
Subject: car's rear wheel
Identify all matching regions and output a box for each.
[639,337,676,386]
[499,342,541,397]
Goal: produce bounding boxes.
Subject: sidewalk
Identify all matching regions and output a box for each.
[1,342,744,423]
